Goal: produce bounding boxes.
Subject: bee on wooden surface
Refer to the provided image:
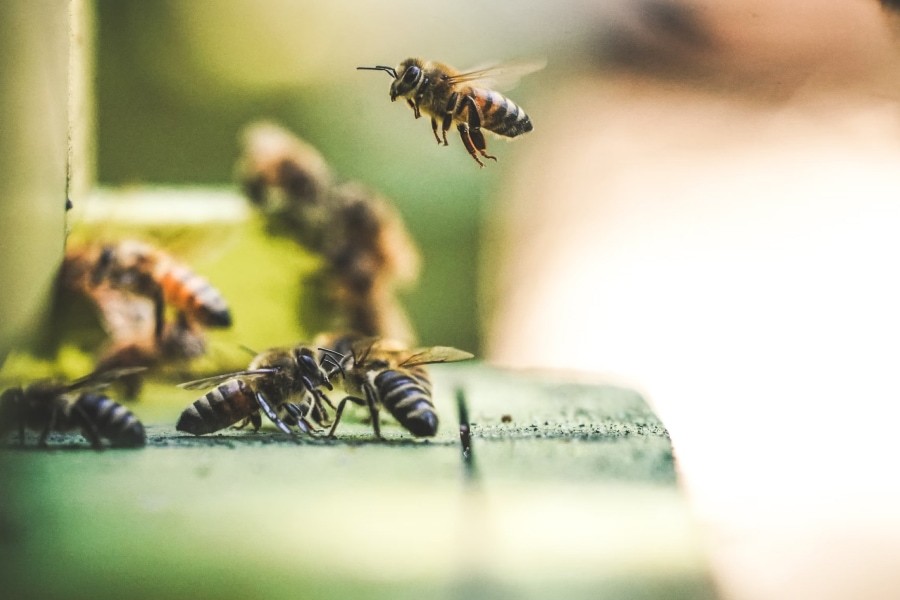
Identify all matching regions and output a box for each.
[0,368,146,449]
[317,332,474,438]
[175,343,344,436]
[358,58,542,166]
[237,123,420,342]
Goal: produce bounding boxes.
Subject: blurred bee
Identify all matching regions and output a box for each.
[0,368,147,449]
[237,123,420,341]
[58,240,233,398]
[317,332,474,438]
[64,240,232,340]
[358,58,542,166]
[175,343,344,436]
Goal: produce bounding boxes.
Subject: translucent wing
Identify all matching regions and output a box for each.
[399,346,475,368]
[65,366,149,392]
[446,58,546,90]
[177,369,277,390]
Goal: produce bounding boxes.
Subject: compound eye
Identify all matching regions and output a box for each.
[402,66,420,84]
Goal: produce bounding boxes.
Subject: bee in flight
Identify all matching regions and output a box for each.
[316,332,474,438]
[0,368,147,449]
[175,344,344,436]
[358,58,542,167]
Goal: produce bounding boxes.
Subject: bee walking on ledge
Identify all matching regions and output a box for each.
[358,58,542,167]
[176,344,343,436]
[0,368,146,449]
[317,332,474,439]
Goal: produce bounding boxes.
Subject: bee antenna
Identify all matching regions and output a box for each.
[357,65,397,79]
[318,352,346,379]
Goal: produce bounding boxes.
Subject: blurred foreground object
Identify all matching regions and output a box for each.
[238,122,420,342]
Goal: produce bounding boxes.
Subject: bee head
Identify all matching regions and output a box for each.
[357,59,422,101]
[390,59,424,101]
[294,348,333,391]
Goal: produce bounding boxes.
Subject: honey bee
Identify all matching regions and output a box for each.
[175,343,344,436]
[0,368,147,449]
[58,240,233,397]
[237,123,420,341]
[66,240,233,340]
[317,332,474,438]
[358,58,542,166]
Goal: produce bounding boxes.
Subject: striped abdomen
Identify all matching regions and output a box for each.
[71,393,146,447]
[154,261,232,328]
[470,88,533,138]
[176,379,256,435]
[374,367,438,437]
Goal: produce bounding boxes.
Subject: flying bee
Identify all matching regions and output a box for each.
[175,344,344,436]
[316,332,474,438]
[358,58,542,166]
[237,123,421,341]
[64,240,232,341]
[0,368,147,449]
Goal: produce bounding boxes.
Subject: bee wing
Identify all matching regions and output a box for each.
[399,346,475,367]
[65,366,149,392]
[177,369,277,390]
[347,336,384,363]
[446,58,546,90]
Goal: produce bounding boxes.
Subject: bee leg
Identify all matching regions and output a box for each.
[249,411,262,431]
[316,388,336,413]
[233,413,259,430]
[406,98,421,119]
[430,117,442,144]
[254,392,292,435]
[362,384,382,439]
[69,403,103,450]
[327,395,366,438]
[283,403,313,434]
[463,95,496,162]
[441,114,452,145]
[152,287,165,341]
[37,405,61,447]
[456,124,485,168]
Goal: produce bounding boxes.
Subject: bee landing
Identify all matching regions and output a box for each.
[358,57,539,167]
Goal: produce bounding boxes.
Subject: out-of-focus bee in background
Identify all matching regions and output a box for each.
[315,331,474,439]
[175,342,343,436]
[0,368,146,449]
[58,240,233,398]
[357,58,542,167]
[237,123,420,342]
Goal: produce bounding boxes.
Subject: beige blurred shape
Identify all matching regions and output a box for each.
[484,2,900,599]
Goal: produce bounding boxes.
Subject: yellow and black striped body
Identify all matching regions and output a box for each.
[176,378,257,435]
[373,365,438,438]
[69,392,146,447]
[466,87,533,138]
